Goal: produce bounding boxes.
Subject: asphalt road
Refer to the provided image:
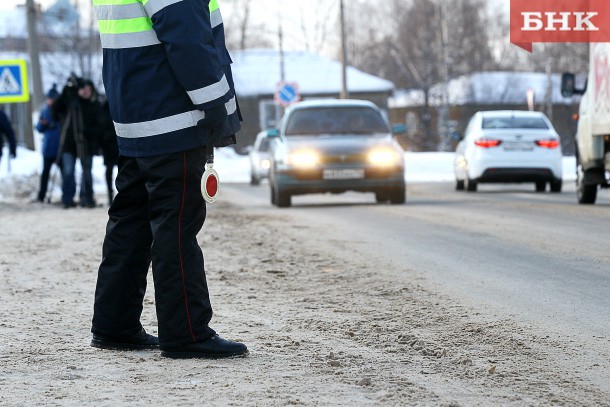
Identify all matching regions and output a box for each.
[222,181,610,343]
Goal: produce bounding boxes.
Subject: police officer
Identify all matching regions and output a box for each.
[90,0,247,358]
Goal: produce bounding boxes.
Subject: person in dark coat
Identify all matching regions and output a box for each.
[90,0,247,358]
[99,99,119,206]
[53,77,102,208]
[35,84,63,203]
[0,107,17,166]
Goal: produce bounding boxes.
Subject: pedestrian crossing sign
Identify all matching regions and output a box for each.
[0,60,30,103]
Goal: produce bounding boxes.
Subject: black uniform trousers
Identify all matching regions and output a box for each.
[92,146,215,348]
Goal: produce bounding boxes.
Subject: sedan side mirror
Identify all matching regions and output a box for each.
[392,124,407,135]
[266,128,280,138]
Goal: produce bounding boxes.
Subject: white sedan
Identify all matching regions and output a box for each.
[249,131,272,185]
[454,111,563,192]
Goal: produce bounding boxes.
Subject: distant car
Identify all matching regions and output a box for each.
[267,99,406,207]
[454,110,563,193]
[249,131,272,185]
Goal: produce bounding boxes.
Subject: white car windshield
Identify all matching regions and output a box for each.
[285,107,389,136]
[258,137,270,152]
[482,116,549,130]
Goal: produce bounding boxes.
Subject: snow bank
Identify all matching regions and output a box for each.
[1,145,577,194]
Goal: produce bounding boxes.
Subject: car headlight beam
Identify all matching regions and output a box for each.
[368,148,401,166]
[288,150,320,168]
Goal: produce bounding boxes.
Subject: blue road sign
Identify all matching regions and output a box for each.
[0,60,29,103]
[275,82,300,106]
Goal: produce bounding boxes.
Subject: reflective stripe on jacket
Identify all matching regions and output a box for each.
[93,0,240,157]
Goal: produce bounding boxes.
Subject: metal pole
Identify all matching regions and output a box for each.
[279,21,285,83]
[339,0,349,99]
[26,0,44,110]
[438,1,450,151]
[545,58,553,122]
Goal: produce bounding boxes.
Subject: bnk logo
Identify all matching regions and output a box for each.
[510,0,610,52]
[521,12,599,32]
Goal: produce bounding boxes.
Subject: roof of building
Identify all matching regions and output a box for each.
[231,49,395,97]
[390,71,581,108]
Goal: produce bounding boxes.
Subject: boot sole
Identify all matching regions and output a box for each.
[91,339,160,351]
[160,349,249,359]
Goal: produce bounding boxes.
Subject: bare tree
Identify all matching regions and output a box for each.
[222,0,272,50]
[344,0,495,150]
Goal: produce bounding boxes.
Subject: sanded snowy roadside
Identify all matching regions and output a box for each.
[0,198,608,406]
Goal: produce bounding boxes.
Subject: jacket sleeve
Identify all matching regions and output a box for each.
[36,108,53,133]
[145,0,230,111]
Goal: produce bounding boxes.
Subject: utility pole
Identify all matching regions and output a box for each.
[339,0,349,99]
[278,20,285,83]
[24,0,43,150]
[438,1,450,151]
[544,58,553,122]
[26,0,44,110]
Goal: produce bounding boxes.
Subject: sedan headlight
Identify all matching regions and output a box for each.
[287,149,320,168]
[260,159,271,169]
[367,147,402,167]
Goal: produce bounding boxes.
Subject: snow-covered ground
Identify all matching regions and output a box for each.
[0,145,576,201]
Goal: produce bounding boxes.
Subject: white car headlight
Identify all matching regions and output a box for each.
[260,159,271,169]
[368,147,401,166]
[287,149,320,168]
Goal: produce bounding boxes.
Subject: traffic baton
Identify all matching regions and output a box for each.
[201,140,219,203]
[201,161,219,203]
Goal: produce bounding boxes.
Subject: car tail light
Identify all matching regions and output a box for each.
[474,138,503,148]
[535,139,560,149]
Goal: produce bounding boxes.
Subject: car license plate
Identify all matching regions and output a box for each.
[503,141,533,151]
[323,169,365,180]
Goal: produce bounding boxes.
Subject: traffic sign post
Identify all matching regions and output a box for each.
[0,60,30,104]
[275,81,300,107]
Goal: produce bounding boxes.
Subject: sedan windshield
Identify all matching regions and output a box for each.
[285,107,389,136]
[482,116,549,130]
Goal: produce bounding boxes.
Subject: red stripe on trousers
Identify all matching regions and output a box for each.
[179,152,196,342]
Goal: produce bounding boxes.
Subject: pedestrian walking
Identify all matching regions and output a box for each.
[53,77,102,208]
[35,84,63,203]
[0,107,17,167]
[90,0,247,359]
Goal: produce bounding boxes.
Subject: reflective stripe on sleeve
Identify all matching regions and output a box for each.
[98,17,153,34]
[94,3,147,21]
[226,96,237,115]
[210,8,222,28]
[100,31,160,48]
[114,97,238,138]
[186,75,230,105]
[142,0,183,17]
[92,0,138,5]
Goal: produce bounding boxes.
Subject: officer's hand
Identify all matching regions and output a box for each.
[201,105,228,147]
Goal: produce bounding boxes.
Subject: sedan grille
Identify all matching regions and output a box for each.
[320,153,367,165]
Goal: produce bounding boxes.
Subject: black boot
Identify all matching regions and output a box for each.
[91,328,159,350]
[161,335,248,359]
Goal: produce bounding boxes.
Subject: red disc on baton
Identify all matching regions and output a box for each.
[201,163,219,203]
